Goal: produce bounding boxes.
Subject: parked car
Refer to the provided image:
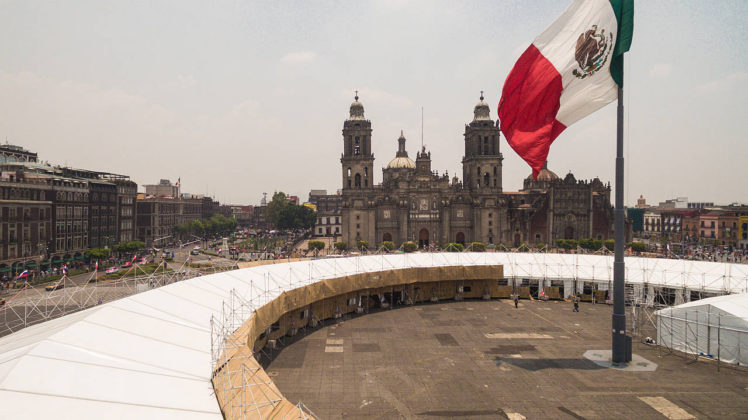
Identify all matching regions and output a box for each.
[121,262,132,268]
[190,249,200,256]
[45,281,64,291]
[105,267,119,274]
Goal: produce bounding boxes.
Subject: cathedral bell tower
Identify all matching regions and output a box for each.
[462,92,503,192]
[341,92,374,190]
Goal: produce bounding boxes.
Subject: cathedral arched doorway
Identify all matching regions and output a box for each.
[383,232,392,242]
[418,229,429,248]
[513,233,521,247]
[564,226,574,239]
[456,232,465,246]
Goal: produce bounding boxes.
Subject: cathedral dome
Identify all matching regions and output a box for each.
[348,92,365,121]
[473,92,491,121]
[387,156,416,169]
[387,130,416,169]
[526,162,559,182]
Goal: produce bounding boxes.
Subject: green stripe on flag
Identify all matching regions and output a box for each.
[609,0,634,87]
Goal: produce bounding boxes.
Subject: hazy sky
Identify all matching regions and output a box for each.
[1,0,746,206]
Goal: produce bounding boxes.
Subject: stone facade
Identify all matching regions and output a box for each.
[309,190,342,239]
[0,171,52,275]
[338,94,613,248]
[136,196,203,246]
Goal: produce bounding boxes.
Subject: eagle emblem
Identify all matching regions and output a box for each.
[572,25,614,79]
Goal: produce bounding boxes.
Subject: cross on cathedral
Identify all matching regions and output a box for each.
[355,90,358,100]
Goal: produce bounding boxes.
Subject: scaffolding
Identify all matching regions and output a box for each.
[210,289,317,420]
[0,258,238,336]
[628,289,748,369]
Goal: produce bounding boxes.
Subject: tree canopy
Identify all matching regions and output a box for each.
[175,214,237,238]
[265,192,316,230]
[85,248,111,260]
[113,241,146,253]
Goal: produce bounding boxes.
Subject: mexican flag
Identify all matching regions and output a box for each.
[498,0,633,179]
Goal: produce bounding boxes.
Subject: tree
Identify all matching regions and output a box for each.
[627,242,646,253]
[265,191,317,230]
[334,241,347,251]
[381,241,395,251]
[556,239,577,250]
[307,240,325,258]
[603,239,615,250]
[356,240,369,250]
[113,241,146,254]
[191,219,205,236]
[470,242,486,252]
[307,240,325,252]
[85,248,110,260]
[265,192,288,228]
[445,243,464,252]
[402,241,417,253]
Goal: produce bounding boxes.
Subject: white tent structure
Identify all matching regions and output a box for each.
[0,253,746,419]
[655,293,748,366]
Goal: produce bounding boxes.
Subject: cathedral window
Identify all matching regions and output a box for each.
[347,168,352,177]
[477,167,481,176]
[364,167,368,177]
[484,173,489,187]
[355,136,360,144]
[354,145,360,155]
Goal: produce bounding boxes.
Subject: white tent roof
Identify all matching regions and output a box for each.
[654,293,748,365]
[0,253,745,418]
[658,292,748,321]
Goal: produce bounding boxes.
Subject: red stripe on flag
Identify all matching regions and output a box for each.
[498,44,566,180]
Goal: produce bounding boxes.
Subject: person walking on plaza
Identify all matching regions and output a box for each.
[513,293,519,308]
[573,295,579,312]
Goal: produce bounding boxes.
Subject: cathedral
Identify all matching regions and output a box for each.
[339,93,613,248]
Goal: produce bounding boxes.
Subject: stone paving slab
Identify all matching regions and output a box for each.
[267,299,748,419]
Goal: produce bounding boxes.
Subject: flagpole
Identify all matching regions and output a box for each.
[612,54,629,364]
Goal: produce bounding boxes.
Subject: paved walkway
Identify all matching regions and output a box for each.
[266,299,748,419]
